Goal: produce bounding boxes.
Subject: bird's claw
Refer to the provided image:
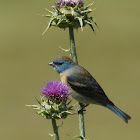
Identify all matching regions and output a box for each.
[77,108,87,114]
[77,104,89,114]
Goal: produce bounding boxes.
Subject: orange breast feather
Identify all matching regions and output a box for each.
[60,72,69,85]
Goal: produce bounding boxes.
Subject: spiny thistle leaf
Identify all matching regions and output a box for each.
[89,16,98,27]
[84,2,94,10]
[40,14,51,17]
[73,135,84,139]
[76,17,83,31]
[81,9,92,14]
[35,97,41,105]
[26,105,39,108]
[84,20,92,25]
[89,24,95,32]
[71,7,74,16]
[57,19,63,25]
[45,8,53,14]
[66,100,72,105]
[42,17,56,35]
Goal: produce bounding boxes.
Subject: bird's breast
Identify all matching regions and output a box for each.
[60,72,69,85]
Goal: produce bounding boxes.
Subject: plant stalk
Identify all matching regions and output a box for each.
[51,119,60,140]
[69,26,86,140]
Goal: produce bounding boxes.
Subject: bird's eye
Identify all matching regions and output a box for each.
[58,62,63,65]
[53,61,64,65]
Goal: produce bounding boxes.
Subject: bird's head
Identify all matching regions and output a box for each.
[49,56,75,74]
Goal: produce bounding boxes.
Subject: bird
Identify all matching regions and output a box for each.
[49,56,131,123]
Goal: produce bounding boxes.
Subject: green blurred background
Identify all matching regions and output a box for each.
[0,0,140,140]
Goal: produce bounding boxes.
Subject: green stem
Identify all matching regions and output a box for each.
[51,119,60,140]
[69,27,78,64]
[69,27,86,140]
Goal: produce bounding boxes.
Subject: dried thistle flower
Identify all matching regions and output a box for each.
[42,0,97,34]
[55,0,84,8]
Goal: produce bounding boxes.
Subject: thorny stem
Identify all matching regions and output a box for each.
[69,26,86,140]
[51,119,60,140]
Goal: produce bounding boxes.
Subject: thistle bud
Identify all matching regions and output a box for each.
[42,0,97,34]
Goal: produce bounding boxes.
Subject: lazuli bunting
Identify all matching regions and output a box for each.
[49,56,131,123]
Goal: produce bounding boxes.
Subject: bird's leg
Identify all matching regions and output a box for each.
[78,104,89,114]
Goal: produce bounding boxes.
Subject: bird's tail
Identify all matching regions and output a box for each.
[106,104,131,123]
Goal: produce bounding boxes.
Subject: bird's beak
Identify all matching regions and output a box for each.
[48,62,55,66]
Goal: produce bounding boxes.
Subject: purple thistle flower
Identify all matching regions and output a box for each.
[42,81,71,102]
[55,0,84,8]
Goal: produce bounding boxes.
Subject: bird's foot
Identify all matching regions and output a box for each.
[77,104,89,114]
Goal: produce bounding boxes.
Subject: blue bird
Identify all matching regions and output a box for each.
[49,56,131,123]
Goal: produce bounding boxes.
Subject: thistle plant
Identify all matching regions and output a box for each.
[40,0,98,140]
[28,0,131,139]
[42,0,97,34]
[27,81,73,140]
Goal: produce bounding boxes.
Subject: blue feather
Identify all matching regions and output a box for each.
[106,104,131,123]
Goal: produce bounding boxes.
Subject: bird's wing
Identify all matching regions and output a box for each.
[67,66,110,103]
